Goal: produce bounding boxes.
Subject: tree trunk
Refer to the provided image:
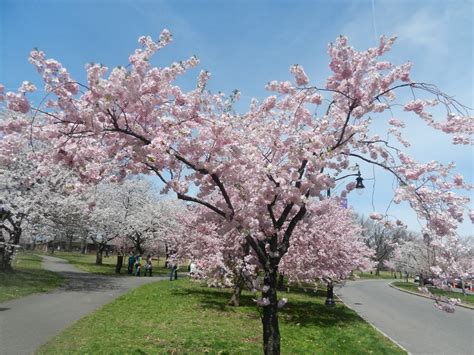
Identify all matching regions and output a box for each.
[229,240,250,306]
[261,267,280,355]
[229,282,243,306]
[277,273,285,290]
[325,281,335,306]
[12,225,22,245]
[96,247,103,265]
[135,233,144,255]
[0,224,21,272]
[0,245,14,272]
[164,243,169,269]
[375,263,381,276]
[80,237,86,254]
[67,235,73,252]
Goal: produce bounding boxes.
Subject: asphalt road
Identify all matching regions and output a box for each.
[0,255,164,355]
[336,280,474,355]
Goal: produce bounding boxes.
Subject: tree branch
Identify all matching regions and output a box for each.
[279,202,307,257]
[245,234,268,266]
[176,193,226,218]
[170,148,235,219]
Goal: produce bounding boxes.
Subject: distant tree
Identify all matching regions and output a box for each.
[360,216,414,275]
[88,179,185,263]
[387,238,432,282]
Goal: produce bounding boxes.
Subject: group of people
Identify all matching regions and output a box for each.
[115,250,152,277]
[114,250,197,280]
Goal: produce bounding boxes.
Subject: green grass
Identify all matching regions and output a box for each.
[392,282,474,307]
[0,252,64,303]
[38,279,405,354]
[355,271,396,280]
[48,252,187,277]
[50,252,121,276]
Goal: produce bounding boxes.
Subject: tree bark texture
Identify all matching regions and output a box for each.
[229,281,243,307]
[164,243,169,269]
[262,267,280,355]
[0,221,21,272]
[96,247,103,265]
[67,235,73,252]
[80,238,87,254]
[0,246,14,272]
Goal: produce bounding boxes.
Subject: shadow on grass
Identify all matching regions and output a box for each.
[171,284,361,328]
[280,300,361,327]
[281,285,328,298]
[171,285,253,311]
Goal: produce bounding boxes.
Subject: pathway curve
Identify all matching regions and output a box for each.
[0,255,164,355]
[336,279,473,355]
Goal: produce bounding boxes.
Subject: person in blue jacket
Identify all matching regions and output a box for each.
[127,252,135,275]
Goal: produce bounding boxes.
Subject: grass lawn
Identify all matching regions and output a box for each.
[48,252,187,277]
[392,282,474,307]
[0,252,63,303]
[355,271,396,280]
[49,252,120,276]
[38,279,405,354]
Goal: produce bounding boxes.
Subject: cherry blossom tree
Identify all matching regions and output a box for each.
[85,181,148,264]
[0,111,99,266]
[430,235,473,295]
[360,216,414,276]
[169,205,254,305]
[387,238,430,281]
[279,199,374,288]
[389,233,473,312]
[0,120,35,271]
[88,179,185,263]
[1,31,472,354]
[173,199,373,307]
[0,153,82,268]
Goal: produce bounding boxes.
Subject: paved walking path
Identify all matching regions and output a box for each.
[0,255,164,355]
[336,279,474,355]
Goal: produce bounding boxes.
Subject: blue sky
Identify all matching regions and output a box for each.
[1,0,472,236]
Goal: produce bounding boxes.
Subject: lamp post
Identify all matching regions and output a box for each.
[355,169,365,190]
[324,165,365,306]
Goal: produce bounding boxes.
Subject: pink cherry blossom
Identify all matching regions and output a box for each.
[1,30,472,351]
[370,212,384,221]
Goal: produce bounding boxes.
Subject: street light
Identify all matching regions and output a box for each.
[325,166,365,306]
[355,169,365,191]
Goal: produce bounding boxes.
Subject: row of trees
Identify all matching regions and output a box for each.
[1,30,472,354]
[0,134,184,269]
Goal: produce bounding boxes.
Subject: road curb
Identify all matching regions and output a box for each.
[334,293,411,355]
[389,283,474,311]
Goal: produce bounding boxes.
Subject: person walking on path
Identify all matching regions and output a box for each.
[115,248,124,274]
[134,254,141,273]
[144,255,153,277]
[127,252,135,275]
[135,262,141,276]
[189,261,197,276]
[169,262,178,281]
